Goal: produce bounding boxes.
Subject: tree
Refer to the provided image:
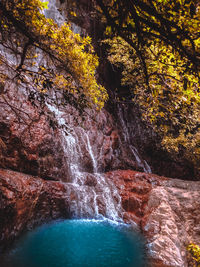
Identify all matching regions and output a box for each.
[0,0,108,113]
[95,0,200,173]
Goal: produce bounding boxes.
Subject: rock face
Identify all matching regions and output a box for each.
[0,82,152,181]
[110,104,198,180]
[0,83,70,180]
[144,178,200,267]
[0,168,70,250]
[60,0,199,181]
[0,0,192,181]
[106,170,200,267]
[0,1,199,266]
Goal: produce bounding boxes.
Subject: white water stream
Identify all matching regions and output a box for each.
[118,105,151,173]
[47,104,123,222]
[0,1,151,223]
[43,2,150,221]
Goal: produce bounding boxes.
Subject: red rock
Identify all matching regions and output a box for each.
[84,174,97,187]
[0,168,70,250]
[106,170,200,267]
[110,130,119,149]
[1,167,200,266]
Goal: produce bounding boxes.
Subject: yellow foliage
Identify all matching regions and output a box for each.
[104,35,200,165]
[1,0,108,109]
[187,243,200,266]
[98,0,200,158]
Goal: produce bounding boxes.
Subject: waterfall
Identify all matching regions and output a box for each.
[30,1,149,221]
[47,104,123,222]
[0,0,122,223]
[117,105,152,173]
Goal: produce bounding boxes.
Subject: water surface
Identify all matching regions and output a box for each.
[2,219,147,267]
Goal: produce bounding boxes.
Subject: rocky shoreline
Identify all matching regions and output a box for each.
[1,168,200,266]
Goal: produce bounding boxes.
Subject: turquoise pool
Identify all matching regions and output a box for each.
[2,219,147,267]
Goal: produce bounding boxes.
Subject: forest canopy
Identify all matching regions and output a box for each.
[94,0,200,170]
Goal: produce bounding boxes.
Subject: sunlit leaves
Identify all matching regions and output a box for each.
[41,1,48,9]
[1,0,108,109]
[104,32,200,170]
[187,243,200,266]
[98,0,200,163]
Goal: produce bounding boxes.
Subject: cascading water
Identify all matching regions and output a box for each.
[0,3,151,266]
[0,0,150,223]
[47,104,123,222]
[26,0,124,223]
[117,104,152,173]
[41,0,149,221]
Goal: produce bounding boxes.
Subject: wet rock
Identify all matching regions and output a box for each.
[110,130,120,150]
[111,103,199,180]
[84,174,97,187]
[0,167,200,267]
[0,85,142,180]
[0,168,70,250]
[105,170,153,224]
[0,84,71,180]
[1,78,196,181]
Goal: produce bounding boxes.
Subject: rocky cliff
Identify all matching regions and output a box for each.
[0,1,199,267]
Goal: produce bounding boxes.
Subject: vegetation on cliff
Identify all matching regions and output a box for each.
[0,0,199,173]
[94,0,200,172]
[0,0,108,112]
[187,243,200,266]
